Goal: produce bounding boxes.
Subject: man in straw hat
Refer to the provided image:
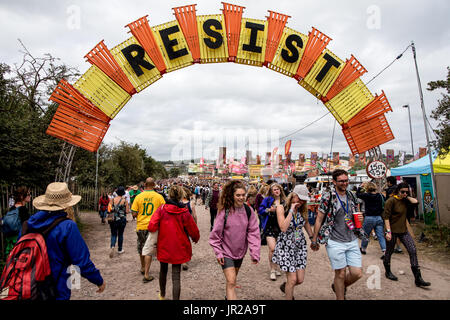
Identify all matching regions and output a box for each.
[26,182,105,300]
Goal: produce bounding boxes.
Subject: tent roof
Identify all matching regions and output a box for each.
[390,151,450,176]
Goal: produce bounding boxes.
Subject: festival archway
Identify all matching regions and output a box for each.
[47,2,394,158]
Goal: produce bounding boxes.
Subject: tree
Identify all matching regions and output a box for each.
[169,168,181,178]
[427,66,450,156]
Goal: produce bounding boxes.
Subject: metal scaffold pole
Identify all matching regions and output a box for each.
[411,41,440,225]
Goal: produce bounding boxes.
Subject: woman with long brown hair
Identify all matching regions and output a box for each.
[272,185,314,299]
[209,180,261,300]
[258,182,286,280]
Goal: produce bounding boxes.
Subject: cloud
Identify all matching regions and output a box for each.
[1,0,448,160]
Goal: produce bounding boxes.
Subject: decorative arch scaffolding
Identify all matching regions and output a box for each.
[47,2,395,179]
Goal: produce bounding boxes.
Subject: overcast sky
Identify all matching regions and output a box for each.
[1,0,449,161]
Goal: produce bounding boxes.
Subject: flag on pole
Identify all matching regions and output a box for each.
[285,140,292,156]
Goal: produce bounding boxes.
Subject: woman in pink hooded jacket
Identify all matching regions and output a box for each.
[209,180,261,300]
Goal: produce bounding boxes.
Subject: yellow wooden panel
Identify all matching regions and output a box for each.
[110,36,162,93]
[301,49,344,98]
[152,20,193,73]
[74,65,131,119]
[268,27,308,77]
[236,18,268,67]
[197,14,229,63]
[325,78,374,124]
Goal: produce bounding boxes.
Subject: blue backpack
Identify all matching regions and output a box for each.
[1,207,22,235]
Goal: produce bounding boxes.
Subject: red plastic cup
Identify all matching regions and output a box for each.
[353,212,362,228]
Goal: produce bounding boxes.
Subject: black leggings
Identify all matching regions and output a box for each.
[159,262,181,300]
[384,232,418,267]
[210,208,218,230]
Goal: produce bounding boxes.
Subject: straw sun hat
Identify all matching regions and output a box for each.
[33,182,81,211]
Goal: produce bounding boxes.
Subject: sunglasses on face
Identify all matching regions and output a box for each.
[400,190,409,194]
[336,180,348,183]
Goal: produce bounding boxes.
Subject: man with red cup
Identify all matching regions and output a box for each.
[310,169,368,300]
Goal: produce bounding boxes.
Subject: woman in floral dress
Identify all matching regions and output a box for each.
[272,185,314,300]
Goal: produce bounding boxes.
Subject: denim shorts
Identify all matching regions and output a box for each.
[326,238,362,270]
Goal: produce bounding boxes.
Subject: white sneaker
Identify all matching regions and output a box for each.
[270,270,276,281]
[118,249,125,254]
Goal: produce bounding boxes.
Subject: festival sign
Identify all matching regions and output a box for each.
[47,2,394,155]
[386,149,395,163]
[366,160,387,179]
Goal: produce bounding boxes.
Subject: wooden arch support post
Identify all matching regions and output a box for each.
[173,4,201,63]
[322,54,367,102]
[85,40,137,95]
[126,15,168,75]
[264,10,291,66]
[221,2,246,62]
[294,27,331,81]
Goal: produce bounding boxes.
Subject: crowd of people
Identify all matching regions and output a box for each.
[0,169,431,300]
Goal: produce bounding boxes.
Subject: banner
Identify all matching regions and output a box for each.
[311,152,317,166]
[386,149,394,163]
[265,152,271,166]
[299,153,305,164]
[420,173,435,225]
[359,152,366,165]
[349,153,355,167]
[219,147,226,166]
[286,152,292,164]
[398,151,405,166]
[249,164,264,177]
[333,152,339,165]
[284,140,292,156]
[419,147,427,159]
[246,150,252,165]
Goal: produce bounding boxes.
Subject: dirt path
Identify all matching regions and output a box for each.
[70,204,450,300]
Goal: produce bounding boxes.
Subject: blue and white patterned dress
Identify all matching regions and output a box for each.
[271,211,307,272]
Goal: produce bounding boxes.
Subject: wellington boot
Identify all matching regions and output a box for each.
[383,262,398,281]
[411,266,431,287]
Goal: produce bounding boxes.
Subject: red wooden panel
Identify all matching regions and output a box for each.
[85,40,137,95]
[173,4,201,63]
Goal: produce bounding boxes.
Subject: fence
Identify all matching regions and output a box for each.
[0,183,110,262]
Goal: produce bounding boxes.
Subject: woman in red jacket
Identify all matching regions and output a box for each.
[148,185,200,300]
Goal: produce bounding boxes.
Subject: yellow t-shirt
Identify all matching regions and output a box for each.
[131,190,165,231]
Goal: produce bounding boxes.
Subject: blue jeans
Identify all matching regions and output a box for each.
[361,215,386,251]
[110,220,126,250]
